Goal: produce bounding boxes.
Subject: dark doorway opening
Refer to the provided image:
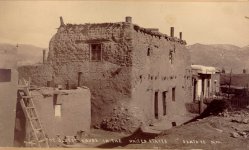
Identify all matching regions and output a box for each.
[162,91,167,116]
[154,91,159,119]
[193,79,197,101]
[172,87,176,101]
[78,72,82,87]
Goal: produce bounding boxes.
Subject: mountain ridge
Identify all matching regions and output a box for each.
[1,42,248,73]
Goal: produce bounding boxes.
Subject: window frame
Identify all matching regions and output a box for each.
[89,43,103,62]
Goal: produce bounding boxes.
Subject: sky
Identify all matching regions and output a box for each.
[0,1,249,48]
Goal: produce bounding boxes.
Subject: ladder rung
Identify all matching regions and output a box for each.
[30,117,38,120]
[38,139,47,143]
[22,96,33,98]
[26,106,35,109]
[35,128,42,131]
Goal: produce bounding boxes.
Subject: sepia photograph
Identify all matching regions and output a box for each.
[0,0,249,149]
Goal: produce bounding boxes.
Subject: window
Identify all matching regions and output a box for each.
[55,104,62,117]
[169,50,173,64]
[90,44,102,61]
[0,69,11,82]
[147,48,151,56]
[172,87,176,101]
[169,45,176,64]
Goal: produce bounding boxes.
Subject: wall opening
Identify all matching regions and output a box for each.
[78,72,82,87]
[162,91,167,116]
[169,50,173,64]
[172,87,176,101]
[147,48,151,56]
[55,104,62,117]
[154,91,159,119]
[0,69,11,82]
[90,43,102,61]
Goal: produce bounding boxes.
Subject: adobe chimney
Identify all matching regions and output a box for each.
[170,27,174,37]
[43,49,46,64]
[60,16,65,26]
[179,32,182,40]
[125,16,132,23]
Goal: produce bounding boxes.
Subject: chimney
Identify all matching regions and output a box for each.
[170,27,174,37]
[125,16,132,23]
[179,32,182,40]
[43,49,46,64]
[60,16,65,26]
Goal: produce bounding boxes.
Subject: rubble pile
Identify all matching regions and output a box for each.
[99,105,142,133]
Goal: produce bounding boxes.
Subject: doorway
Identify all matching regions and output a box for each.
[154,91,159,119]
[162,91,167,116]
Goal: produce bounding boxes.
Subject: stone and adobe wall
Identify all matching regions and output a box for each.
[18,64,53,87]
[0,47,18,146]
[47,18,136,131]
[46,16,192,131]
[130,20,192,124]
[19,16,193,132]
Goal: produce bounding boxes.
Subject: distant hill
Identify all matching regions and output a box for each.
[1,42,249,74]
[0,43,45,66]
[188,43,249,74]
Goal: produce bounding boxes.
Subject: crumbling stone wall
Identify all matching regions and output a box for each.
[47,22,134,128]
[18,64,53,86]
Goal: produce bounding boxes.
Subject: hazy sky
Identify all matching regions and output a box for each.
[0,1,249,48]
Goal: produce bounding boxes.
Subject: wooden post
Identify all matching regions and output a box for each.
[199,92,204,114]
[78,72,82,87]
[28,77,31,88]
[43,50,46,64]
[66,80,69,90]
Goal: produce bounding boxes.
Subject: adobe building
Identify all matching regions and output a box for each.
[191,65,220,101]
[14,87,91,147]
[0,46,18,146]
[28,16,192,132]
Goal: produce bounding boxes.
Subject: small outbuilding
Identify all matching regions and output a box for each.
[191,65,220,101]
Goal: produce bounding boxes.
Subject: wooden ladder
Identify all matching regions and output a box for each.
[18,79,49,148]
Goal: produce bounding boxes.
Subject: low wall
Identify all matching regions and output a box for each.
[15,87,91,146]
[18,64,53,86]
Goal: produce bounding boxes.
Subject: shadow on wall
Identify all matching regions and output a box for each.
[14,91,27,147]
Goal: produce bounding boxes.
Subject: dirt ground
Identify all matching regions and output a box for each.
[61,108,249,149]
